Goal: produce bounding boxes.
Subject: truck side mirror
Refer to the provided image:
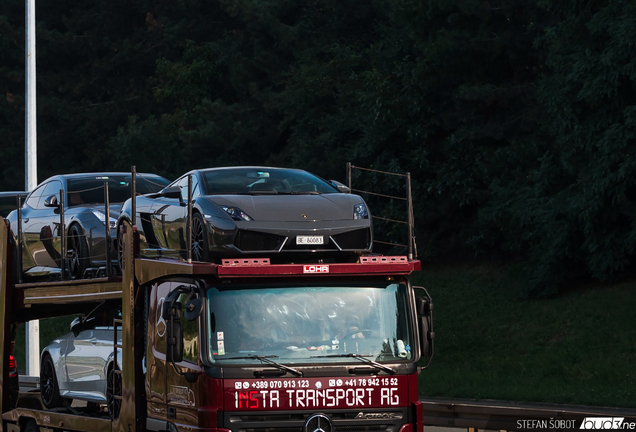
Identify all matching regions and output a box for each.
[414,286,434,360]
[184,298,203,321]
[166,321,183,363]
[163,300,182,321]
[162,284,202,365]
[163,300,184,362]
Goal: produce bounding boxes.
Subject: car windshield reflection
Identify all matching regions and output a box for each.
[67,175,169,206]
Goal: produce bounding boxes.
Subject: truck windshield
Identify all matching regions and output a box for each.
[206,281,412,365]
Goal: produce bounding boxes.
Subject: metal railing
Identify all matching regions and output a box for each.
[59,189,66,280]
[346,162,416,259]
[111,317,123,419]
[16,195,23,284]
[129,166,194,262]
[15,184,114,282]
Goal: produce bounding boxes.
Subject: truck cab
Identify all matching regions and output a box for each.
[145,257,432,432]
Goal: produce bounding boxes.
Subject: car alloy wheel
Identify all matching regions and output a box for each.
[191,213,209,262]
[107,365,122,419]
[40,355,63,408]
[67,224,89,279]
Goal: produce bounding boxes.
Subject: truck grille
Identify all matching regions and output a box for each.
[225,408,407,432]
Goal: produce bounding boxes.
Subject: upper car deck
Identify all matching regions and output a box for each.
[3,219,420,318]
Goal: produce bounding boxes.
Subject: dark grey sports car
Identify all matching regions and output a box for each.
[117,167,372,263]
[6,172,170,279]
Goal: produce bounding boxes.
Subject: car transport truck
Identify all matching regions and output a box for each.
[0,216,434,432]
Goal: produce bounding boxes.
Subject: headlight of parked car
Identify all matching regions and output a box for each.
[221,206,254,221]
[353,203,369,219]
[91,209,117,228]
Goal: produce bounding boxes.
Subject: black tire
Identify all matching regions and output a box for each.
[67,224,89,279]
[116,221,125,274]
[191,213,210,262]
[107,365,122,419]
[11,234,21,284]
[40,354,63,409]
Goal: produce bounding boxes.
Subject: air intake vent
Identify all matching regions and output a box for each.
[234,230,285,252]
[332,228,371,250]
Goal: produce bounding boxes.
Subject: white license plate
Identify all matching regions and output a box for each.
[296,235,324,245]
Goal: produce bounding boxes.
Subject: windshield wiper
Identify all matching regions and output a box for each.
[310,353,396,375]
[255,191,321,195]
[221,355,303,377]
[249,190,279,195]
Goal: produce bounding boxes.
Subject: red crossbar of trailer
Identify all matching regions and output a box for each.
[135,256,420,282]
[214,256,421,278]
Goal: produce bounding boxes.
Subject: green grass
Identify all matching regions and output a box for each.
[416,263,636,408]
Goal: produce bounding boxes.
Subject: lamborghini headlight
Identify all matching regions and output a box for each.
[353,203,369,219]
[221,206,254,221]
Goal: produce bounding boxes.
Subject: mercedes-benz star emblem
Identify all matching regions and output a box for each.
[304,414,333,432]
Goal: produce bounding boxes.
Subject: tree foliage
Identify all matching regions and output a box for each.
[482,0,636,295]
[2,0,636,296]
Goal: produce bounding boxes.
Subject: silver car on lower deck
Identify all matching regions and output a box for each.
[40,304,122,417]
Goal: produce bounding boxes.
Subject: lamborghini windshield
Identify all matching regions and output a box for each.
[206,281,413,365]
[201,168,338,195]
